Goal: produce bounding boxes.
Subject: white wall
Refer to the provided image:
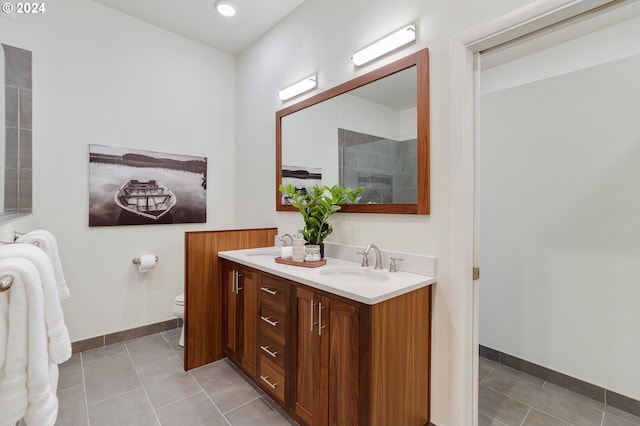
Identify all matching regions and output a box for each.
[0,0,236,341]
[480,17,640,399]
[234,0,536,423]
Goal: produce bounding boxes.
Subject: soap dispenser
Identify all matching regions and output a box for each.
[280,233,293,259]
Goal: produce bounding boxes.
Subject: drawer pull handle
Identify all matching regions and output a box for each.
[261,316,279,327]
[261,287,278,295]
[260,345,278,358]
[260,375,278,389]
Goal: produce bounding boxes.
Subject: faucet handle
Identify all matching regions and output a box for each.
[280,233,293,247]
[389,257,404,272]
[356,251,369,267]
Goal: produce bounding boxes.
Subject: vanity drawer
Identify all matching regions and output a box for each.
[258,335,285,370]
[259,358,285,402]
[259,276,288,311]
[260,305,286,339]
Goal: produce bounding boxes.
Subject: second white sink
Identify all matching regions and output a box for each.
[319,267,389,283]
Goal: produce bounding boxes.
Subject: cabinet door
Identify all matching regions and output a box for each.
[239,267,258,378]
[326,298,359,426]
[222,262,239,362]
[294,287,325,426]
[222,262,258,378]
[295,288,360,426]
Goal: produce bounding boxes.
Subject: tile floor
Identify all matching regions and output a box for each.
[54,328,297,426]
[52,329,640,426]
[479,357,640,426]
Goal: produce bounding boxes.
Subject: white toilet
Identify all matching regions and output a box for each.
[172,293,185,347]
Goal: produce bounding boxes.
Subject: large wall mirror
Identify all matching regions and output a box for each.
[276,48,429,214]
[1,43,33,222]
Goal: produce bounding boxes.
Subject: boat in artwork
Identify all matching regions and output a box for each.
[114,179,177,221]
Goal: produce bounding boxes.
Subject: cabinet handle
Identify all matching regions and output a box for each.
[318,302,326,336]
[260,375,278,389]
[260,316,279,327]
[236,272,243,293]
[310,300,318,332]
[261,287,278,295]
[260,345,278,358]
[232,270,237,294]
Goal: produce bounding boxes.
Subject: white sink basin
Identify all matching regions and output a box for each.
[319,267,389,283]
[245,248,280,257]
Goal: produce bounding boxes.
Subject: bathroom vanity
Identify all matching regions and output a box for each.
[218,247,435,426]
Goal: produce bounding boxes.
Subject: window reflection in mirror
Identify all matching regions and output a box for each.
[1,43,33,221]
[276,48,429,215]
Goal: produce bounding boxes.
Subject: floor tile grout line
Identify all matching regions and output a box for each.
[600,410,605,426]
[123,340,162,426]
[190,367,232,426]
[532,407,576,425]
[79,352,91,426]
[541,379,611,420]
[477,407,509,426]
[479,366,495,385]
[482,368,612,422]
[520,407,532,426]
[149,379,203,411]
[222,394,264,416]
[480,382,534,409]
[81,342,127,366]
[482,382,598,426]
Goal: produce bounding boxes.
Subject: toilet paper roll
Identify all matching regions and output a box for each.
[138,254,157,273]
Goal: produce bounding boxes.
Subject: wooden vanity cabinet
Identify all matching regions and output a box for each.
[294,283,432,426]
[220,259,431,426]
[221,261,259,378]
[294,287,361,426]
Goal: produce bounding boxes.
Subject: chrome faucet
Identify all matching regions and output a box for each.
[358,243,383,270]
[280,233,293,246]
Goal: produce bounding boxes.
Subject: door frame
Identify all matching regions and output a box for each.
[447,0,619,424]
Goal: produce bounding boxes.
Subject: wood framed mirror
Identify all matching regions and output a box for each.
[276,47,429,214]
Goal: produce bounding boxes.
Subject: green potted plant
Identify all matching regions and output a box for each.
[279,183,363,257]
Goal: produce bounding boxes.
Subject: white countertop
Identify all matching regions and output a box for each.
[218,247,435,305]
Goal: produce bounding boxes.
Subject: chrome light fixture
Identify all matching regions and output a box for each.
[214,0,237,17]
[278,75,317,101]
[351,24,416,67]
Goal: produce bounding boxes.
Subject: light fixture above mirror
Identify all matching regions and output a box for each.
[278,75,317,101]
[351,24,416,67]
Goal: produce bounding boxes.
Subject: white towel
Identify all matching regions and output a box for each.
[20,257,58,426]
[16,230,70,300]
[0,260,32,426]
[0,244,71,364]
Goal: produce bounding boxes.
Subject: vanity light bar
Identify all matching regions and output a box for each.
[278,75,317,101]
[351,24,416,67]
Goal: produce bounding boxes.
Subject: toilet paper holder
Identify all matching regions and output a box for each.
[132,255,159,265]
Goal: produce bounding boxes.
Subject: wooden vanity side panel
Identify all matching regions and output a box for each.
[184,228,277,371]
[368,285,431,425]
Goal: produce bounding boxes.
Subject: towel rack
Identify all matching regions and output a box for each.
[9,232,39,246]
[0,274,13,292]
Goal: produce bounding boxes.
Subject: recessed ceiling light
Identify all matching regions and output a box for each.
[214,0,238,17]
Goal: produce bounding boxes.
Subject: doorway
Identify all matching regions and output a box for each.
[475,2,640,424]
